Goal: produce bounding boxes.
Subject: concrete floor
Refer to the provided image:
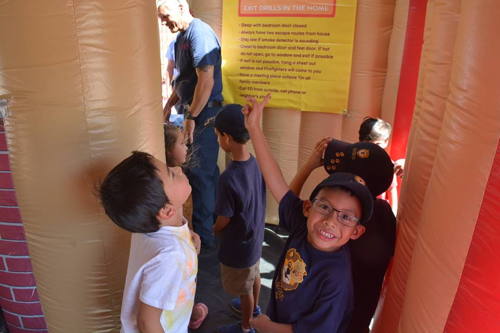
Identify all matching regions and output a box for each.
[190,226,287,333]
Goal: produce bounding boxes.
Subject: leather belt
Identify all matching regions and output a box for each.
[206,100,222,108]
[180,100,222,114]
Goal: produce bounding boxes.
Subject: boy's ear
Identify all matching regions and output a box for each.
[302,200,312,217]
[156,203,175,221]
[350,224,366,240]
[221,132,233,145]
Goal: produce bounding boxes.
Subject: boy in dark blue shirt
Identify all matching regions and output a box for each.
[213,104,266,333]
[243,96,374,333]
[292,138,396,333]
[323,139,396,333]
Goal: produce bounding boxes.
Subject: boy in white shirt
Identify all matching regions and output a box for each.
[99,151,207,332]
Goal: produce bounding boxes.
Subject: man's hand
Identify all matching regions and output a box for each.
[184,119,195,144]
[242,94,271,131]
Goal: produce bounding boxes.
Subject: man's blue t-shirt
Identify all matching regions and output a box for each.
[215,156,266,268]
[174,18,222,104]
[267,190,353,333]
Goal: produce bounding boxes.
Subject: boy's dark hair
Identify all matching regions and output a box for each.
[99,151,169,233]
[164,124,181,166]
[217,127,250,144]
[358,117,392,142]
[214,104,250,144]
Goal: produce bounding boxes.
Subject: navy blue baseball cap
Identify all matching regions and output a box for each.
[324,140,394,197]
[213,104,249,140]
[309,172,374,226]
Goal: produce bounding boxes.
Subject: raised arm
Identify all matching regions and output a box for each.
[243,95,289,203]
[289,137,331,196]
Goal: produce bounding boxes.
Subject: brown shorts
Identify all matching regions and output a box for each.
[220,262,260,296]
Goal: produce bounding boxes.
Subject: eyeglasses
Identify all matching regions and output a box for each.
[311,199,360,227]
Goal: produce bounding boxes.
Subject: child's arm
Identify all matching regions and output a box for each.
[289,137,331,196]
[394,158,405,178]
[250,314,293,333]
[243,95,289,203]
[163,90,179,123]
[137,301,164,333]
[390,182,399,215]
[213,216,231,233]
[190,230,201,254]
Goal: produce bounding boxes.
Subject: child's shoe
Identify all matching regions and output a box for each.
[229,298,261,317]
[218,322,256,333]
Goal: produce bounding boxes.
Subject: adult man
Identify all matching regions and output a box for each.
[158,0,222,248]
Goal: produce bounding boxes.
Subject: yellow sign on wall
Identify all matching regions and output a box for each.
[222,0,357,113]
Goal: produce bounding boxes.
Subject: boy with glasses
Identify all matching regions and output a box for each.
[293,137,396,333]
[243,96,374,333]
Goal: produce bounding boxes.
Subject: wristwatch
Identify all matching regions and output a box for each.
[184,107,197,120]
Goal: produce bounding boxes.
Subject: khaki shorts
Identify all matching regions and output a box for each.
[220,262,260,296]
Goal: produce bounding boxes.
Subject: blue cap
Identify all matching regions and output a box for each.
[310,172,374,226]
[324,140,394,197]
[214,104,248,140]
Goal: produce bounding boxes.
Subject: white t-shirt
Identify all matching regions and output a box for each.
[120,222,197,333]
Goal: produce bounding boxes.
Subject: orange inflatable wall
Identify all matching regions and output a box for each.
[373,1,500,332]
[0,1,164,332]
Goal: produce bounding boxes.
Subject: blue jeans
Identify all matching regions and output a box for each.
[185,105,220,247]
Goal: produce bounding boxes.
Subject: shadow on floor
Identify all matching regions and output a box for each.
[190,225,288,333]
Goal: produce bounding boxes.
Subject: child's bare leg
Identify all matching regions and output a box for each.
[241,274,261,329]
[240,293,254,330]
[252,274,261,313]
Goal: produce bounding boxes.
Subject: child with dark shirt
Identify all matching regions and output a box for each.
[325,139,396,333]
[300,138,396,333]
[212,104,266,333]
[243,96,374,333]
